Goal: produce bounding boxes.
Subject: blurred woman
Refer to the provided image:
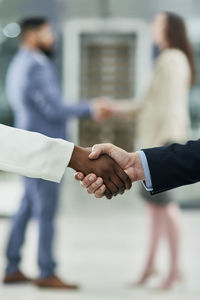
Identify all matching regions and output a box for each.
[104,12,195,289]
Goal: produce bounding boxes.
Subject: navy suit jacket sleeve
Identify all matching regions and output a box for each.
[26,64,91,122]
[142,139,200,194]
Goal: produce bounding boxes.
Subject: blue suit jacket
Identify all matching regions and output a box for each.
[6,48,91,139]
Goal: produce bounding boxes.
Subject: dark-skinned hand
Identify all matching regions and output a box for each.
[68,146,132,199]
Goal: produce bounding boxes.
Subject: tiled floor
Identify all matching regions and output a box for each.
[0,172,200,299]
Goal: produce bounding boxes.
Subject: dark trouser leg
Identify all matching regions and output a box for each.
[36,179,59,278]
[5,178,33,274]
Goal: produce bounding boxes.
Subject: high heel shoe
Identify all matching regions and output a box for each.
[159,271,183,290]
[131,268,159,287]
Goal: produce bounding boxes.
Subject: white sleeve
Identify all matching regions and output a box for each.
[0,124,74,182]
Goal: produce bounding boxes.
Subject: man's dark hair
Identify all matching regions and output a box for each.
[20,17,48,35]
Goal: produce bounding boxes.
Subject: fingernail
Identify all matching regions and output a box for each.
[96,178,102,185]
[100,185,105,191]
[77,174,82,179]
[89,175,95,181]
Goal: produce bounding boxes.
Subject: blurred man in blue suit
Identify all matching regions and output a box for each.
[4,17,101,289]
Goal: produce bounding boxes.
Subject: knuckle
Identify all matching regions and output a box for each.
[119,188,125,194]
[84,177,91,183]
[87,187,93,194]
[95,192,101,198]
[91,183,97,190]
[93,143,100,150]
[82,181,88,187]
[106,143,112,147]
[91,184,97,191]
[119,182,125,189]
[114,186,118,193]
[105,191,111,198]
[111,188,118,196]
[80,182,86,188]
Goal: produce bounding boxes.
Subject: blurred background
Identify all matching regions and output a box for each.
[0,0,200,299]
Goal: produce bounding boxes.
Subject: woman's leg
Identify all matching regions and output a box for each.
[137,202,164,284]
[161,202,181,289]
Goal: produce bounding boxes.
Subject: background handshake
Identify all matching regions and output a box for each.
[92,97,125,121]
[68,143,145,199]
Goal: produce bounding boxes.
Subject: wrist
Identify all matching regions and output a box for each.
[68,145,84,170]
[129,152,145,182]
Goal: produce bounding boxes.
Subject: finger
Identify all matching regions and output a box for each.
[105,179,119,197]
[95,185,106,198]
[115,167,132,190]
[104,188,112,200]
[80,174,97,188]
[74,172,85,181]
[87,177,104,194]
[110,174,125,195]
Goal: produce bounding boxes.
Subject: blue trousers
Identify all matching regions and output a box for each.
[6,177,59,278]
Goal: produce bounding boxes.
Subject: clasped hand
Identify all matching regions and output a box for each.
[70,143,145,199]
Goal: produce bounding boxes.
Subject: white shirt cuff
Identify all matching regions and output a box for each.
[137,150,153,191]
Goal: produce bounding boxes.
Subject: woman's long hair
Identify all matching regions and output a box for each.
[164,11,196,86]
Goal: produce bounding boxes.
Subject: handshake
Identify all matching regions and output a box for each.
[92,97,122,121]
[69,143,145,199]
[92,97,137,122]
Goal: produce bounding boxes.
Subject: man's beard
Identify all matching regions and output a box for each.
[38,45,55,59]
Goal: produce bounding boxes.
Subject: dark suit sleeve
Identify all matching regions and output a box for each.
[142,139,200,194]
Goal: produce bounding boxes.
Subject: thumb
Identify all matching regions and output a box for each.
[89,143,114,160]
[88,144,103,159]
